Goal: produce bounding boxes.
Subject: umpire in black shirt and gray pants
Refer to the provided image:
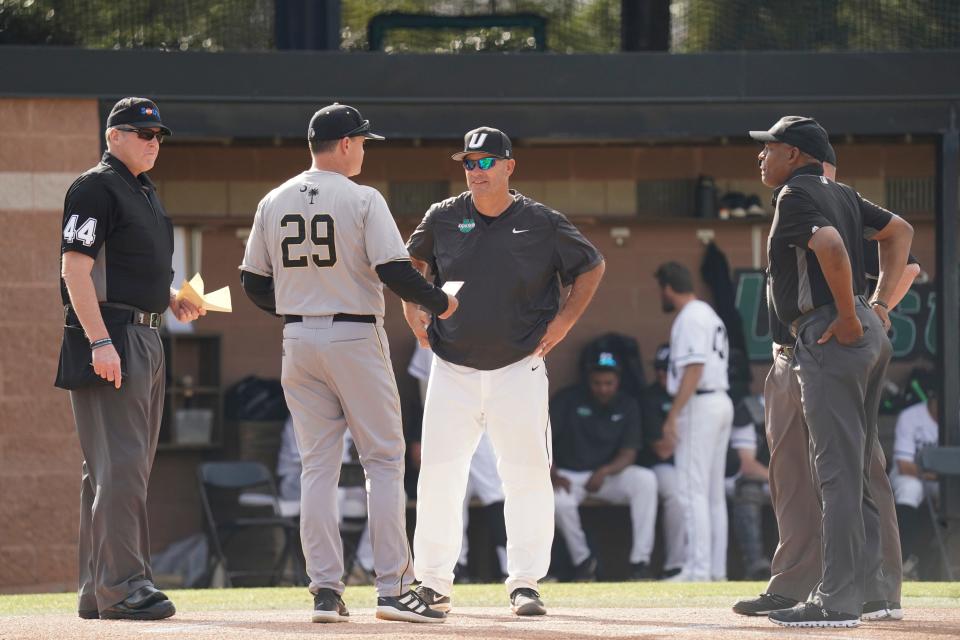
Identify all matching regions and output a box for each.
[58,98,203,621]
[751,117,912,628]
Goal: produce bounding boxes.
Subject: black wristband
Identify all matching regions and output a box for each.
[871,300,889,310]
[90,338,113,350]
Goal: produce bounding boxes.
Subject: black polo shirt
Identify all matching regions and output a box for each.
[550,385,642,472]
[407,190,603,370]
[767,164,892,326]
[768,241,919,346]
[60,152,174,313]
[637,381,674,467]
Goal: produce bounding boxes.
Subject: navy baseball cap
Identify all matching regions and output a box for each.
[308,103,384,142]
[106,97,171,136]
[749,116,831,163]
[451,126,512,161]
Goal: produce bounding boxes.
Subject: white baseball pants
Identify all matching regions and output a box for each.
[553,466,658,566]
[414,354,553,596]
[674,391,733,581]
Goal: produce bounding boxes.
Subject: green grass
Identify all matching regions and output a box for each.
[2,582,957,617]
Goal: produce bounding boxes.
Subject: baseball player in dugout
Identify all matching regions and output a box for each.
[56,98,204,621]
[654,262,734,583]
[239,103,458,624]
[735,135,918,625]
[743,116,913,628]
[404,127,605,616]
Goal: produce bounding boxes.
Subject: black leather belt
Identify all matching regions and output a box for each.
[64,304,162,330]
[695,389,718,395]
[284,313,376,325]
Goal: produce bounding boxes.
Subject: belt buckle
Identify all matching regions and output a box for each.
[149,312,161,329]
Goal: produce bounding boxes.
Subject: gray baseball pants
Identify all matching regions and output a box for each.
[765,341,902,605]
[281,316,413,597]
[71,324,164,612]
[787,299,893,614]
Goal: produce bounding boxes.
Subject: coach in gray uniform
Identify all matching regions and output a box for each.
[240,104,456,624]
[58,98,203,621]
[404,127,605,617]
[747,116,912,628]
[735,144,917,622]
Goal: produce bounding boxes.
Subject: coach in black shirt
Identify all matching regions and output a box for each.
[750,116,912,628]
[58,98,203,621]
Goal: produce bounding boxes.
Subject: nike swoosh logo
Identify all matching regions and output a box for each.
[531,365,540,371]
[512,228,529,234]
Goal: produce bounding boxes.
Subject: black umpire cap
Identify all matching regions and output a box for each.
[451,126,512,161]
[106,97,172,136]
[308,103,384,142]
[749,116,831,163]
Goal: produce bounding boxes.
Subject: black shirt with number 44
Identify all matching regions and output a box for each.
[60,152,174,314]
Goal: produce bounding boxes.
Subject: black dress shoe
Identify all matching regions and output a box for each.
[100,586,175,621]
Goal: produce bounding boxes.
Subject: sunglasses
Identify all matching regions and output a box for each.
[116,127,165,143]
[463,157,497,171]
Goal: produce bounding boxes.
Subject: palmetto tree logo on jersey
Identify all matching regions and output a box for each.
[458,218,476,233]
[299,184,320,205]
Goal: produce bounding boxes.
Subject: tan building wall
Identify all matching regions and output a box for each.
[0,117,941,591]
[0,98,101,592]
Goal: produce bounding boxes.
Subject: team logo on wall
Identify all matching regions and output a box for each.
[458,218,476,233]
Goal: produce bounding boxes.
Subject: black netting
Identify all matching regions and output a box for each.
[0,0,958,52]
[0,0,274,50]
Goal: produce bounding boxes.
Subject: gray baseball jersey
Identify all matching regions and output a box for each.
[240,168,416,597]
[240,169,409,316]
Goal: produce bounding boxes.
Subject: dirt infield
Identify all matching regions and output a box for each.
[1,606,958,640]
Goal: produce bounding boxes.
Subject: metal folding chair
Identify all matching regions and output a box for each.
[916,446,960,581]
[197,461,306,587]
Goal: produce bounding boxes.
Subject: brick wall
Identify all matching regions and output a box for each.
[0,98,101,592]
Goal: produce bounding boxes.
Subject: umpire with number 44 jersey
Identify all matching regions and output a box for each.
[57,98,204,622]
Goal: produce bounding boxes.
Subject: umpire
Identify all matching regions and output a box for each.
[57,98,203,620]
[749,116,912,628]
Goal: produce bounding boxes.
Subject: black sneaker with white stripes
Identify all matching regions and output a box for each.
[414,584,452,613]
[768,602,859,628]
[311,588,349,623]
[510,588,546,616]
[376,589,446,623]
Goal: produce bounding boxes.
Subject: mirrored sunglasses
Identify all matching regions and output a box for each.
[463,157,497,171]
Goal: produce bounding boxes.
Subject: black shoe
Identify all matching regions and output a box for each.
[660,567,682,580]
[78,609,99,620]
[768,602,859,628]
[99,585,175,621]
[414,584,451,613]
[733,593,799,617]
[628,562,652,581]
[862,600,903,621]
[510,588,546,616]
[376,590,446,623]
[311,588,349,623]
[572,555,597,581]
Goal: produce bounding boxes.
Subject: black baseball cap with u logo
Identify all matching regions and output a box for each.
[308,103,384,142]
[451,126,512,161]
